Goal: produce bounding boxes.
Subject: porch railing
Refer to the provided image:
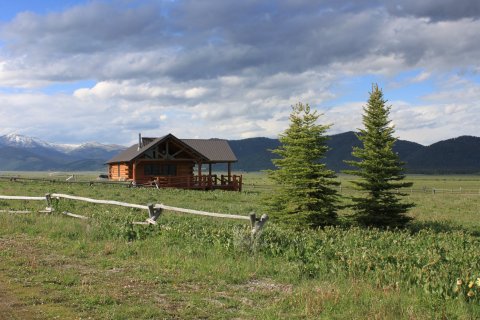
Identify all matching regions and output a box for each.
[145,174,242,191]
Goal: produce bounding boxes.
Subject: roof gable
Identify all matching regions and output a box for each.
[106,134,237,164]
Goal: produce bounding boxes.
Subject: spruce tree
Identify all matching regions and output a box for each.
[344,84,414,228]
[267,102,339,228]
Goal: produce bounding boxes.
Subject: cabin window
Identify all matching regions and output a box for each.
[144,164,177,176]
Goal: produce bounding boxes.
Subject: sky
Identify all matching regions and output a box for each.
[0,0,479,146]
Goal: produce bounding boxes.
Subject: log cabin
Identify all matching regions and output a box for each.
[106,133,242,191]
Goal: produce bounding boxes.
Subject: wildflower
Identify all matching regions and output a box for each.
[456,279,463,286]
[468,281,474,288]
[467,290,475,297]
[476,278,480,287]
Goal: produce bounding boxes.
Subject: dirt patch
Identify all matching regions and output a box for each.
[0,236,79,319]
[239,278,293,293]
[0,274,37,320]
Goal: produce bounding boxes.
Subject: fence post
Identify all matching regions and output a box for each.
[146,203,163,224]
[45,193,53,212]
[251,213,268,237]
[249,212,256,229]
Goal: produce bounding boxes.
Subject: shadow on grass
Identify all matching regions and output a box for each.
[407,220,480,237]
[334,216,480,237]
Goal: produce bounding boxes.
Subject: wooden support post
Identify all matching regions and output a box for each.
[251,213,268,237]
[227,162,232,183]
[45,193,53,212]
[197,161,203,189]
[132,161,137,184]
[207,164,212,189]
[146,203,163,225]
[249,212,256,229]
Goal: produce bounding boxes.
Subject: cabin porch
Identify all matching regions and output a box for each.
[109,160,242,191]
[137,174,243,191]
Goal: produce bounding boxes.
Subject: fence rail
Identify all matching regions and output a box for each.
[3,175,479,195]
[244,184,480,195]
[0,193,267,235]
[0,195,46,201]
[0,175,131,186]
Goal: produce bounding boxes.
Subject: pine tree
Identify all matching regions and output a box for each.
[267,102,339,228]
[344,84,414,228]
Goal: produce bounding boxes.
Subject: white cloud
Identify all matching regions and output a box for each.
[0,0,479,145]
[184,87,209,99]
[411,71,431,83]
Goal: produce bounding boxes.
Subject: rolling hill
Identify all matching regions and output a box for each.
[404,136,480,174]
[229,132,480,174]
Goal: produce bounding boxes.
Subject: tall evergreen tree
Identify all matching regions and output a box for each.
[267,102,339,228]
[344,84,414,228]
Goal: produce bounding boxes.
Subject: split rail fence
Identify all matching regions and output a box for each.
[0,193,268,236]
[246,184,480,195]
[3,176,480,195]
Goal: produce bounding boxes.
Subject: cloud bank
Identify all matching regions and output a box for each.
[0,0,479,144]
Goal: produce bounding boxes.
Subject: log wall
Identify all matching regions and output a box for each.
[109,163,131,181]
[134,161,194,183]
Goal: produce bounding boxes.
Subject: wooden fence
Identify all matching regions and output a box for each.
[3,175,480,195]
[0,175,131,186]
[245,184,480,195]
[0,193,268,236]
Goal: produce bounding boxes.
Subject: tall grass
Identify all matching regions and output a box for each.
[1,174,480,318]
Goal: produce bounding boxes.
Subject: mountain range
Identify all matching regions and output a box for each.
[0,133,125,171]
[0,132,479,174]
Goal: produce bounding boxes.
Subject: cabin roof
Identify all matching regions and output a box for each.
[106,134,237,164]
[182,139,237,163]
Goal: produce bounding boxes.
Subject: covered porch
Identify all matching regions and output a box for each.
[130,159,242,191]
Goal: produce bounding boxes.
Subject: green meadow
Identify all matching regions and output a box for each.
[0,173,479,319]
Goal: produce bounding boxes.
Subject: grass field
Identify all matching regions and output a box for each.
[1,173,480,319]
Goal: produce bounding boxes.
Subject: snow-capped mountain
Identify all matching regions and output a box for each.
[0,133,126,171]
[0,133,125,153]
[72,142,126,152]
[54,144,80,153]
[67,142,127,160]
[0,133,54,149]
